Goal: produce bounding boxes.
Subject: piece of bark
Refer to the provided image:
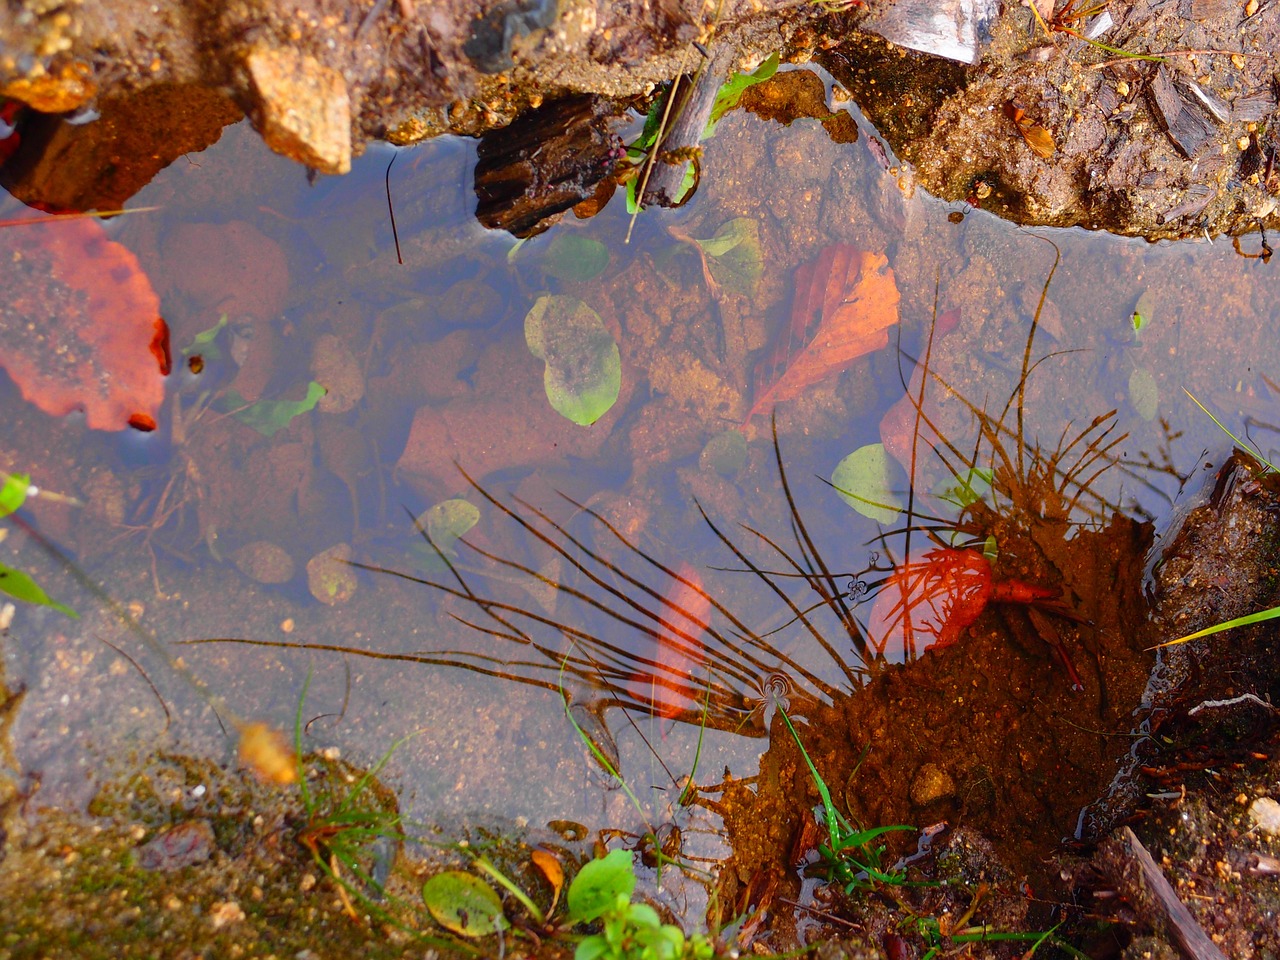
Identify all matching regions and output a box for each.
[1112,826,1229,960]
[1148,65,1218,159]
[641,45,736,208]
[473,94,626,238]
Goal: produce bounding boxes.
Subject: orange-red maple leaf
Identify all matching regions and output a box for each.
[746,245,899,424]
[0,216,167,431]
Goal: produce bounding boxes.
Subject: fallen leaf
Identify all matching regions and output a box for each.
[746,245,899,423]
[530,849,565,914]
[1006,101,1055,159]
[0,217,168,430]
[422,871,508,938]
[831,443,903,524]
[627,562,711,719]
[236,721,297,784]
[524,294,621,426]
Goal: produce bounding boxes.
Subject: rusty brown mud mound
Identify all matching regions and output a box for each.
[2,0,1277,240]
[714,451,1280,955]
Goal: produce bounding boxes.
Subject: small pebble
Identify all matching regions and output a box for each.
[136,819,216,871]
[1249,796,1280,834]
[209,900,245,928]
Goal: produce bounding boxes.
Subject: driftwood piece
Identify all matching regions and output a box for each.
[1111,826,1229,960]
[473,94,626,238]
[640,44,736,208]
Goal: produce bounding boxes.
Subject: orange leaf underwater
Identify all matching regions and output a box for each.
[746,245,900,423]
[628,562,711,719]
[0,216,168,431]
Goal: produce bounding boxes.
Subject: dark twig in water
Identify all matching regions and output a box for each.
[385,151,403,265]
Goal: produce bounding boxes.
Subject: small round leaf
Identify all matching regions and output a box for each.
[422,870,508,938]
[566,849,635,923]
[525,295,621,426]
[832,444,903,524]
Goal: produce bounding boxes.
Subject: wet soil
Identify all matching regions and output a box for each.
[710,450,1280,956]
[2,1,1277,239]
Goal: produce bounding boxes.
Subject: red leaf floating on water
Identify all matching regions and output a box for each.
[0,216,167,431]
[746,245,900,424]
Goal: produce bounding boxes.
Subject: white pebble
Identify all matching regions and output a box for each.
[1249,796,1280,834]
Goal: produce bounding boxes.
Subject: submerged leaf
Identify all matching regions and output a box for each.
[0,562,77,617]
[226,381,327,437]
[0,217,168,431]
[423,871,508,938]
[414,499,481,571]
[694,218,763,297]
[1129,367,1159,421]
[747,245,899,423]
[831,444,903,524]
[541,233,610,282]
[524,295,621,426]
[182,314,229,361]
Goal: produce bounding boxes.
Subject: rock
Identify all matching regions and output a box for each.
[310,335,364,414]
[241,45,351,175]
[0,60,95,113]
[909,763,956,806]
[232,541,296,584]
[136,820,216,871]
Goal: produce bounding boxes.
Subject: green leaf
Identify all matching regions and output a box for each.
[933,467,992,510]
[525,296,621,426]
[1131,288,1156,336]
[1128,367,1159,421]
[566,849,636,923]
[626,902,662,929]
[0,472,31,518]
[694,218,763,297]
[0,563,77,618]
[705,51,780,138]
[541,234,610,282]
[574,937,611,960]
[226,381,327,437]
[700,430,748,477]
[831,444,903,524]
[427,499,480,542]
[422,871,508,938]
[181,314,229,360]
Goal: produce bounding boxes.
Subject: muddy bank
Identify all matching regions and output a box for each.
[2,1,1277,240]
[711,449,1280,956]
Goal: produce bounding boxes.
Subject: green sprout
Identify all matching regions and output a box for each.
[777,707,913,892]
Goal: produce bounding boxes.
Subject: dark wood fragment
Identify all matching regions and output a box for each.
[473,94,626,238]
[1116,826,1230,960]
[1147,65,1218,158]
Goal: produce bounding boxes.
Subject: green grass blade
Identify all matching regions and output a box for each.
[1154,603,1280,648]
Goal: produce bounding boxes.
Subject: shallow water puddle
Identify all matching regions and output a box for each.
[3,73,1280,946]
